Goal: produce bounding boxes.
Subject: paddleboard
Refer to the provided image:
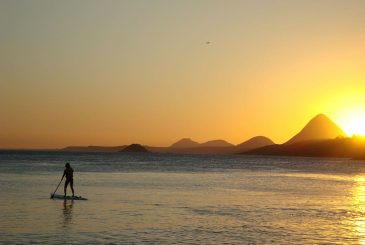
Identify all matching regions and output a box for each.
[50,193,88,200]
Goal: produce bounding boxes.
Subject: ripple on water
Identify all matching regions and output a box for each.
[1,154,365,244]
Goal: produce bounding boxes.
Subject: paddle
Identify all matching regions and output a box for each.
[50,176,64,199]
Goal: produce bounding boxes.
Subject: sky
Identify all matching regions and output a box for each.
[1,0,365,148]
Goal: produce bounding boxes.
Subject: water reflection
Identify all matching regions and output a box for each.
[62,199,73,228]
[353,176,365,244]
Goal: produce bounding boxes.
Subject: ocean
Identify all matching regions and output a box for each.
[1,151,365,244]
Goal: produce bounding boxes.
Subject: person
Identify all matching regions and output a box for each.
[62,163,74,197]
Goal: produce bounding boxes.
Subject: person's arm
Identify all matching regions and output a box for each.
[62,170,66,179]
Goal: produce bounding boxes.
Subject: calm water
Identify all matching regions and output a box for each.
[1,152,365,244]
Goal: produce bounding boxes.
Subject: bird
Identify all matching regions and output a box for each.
[206,41,211,44]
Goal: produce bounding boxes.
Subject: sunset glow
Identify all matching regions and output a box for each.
[3,2,365,244]
[353,176,365,245]
[334,106,365,137]
[1,1,365,148]
[342,115,365,137]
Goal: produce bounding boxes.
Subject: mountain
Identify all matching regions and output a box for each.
[285,114,346,145]
[162,137,272,154]
[164,138,234,154]
[165,146,235,155]
[243,114,351,157]
[170,138,200,148]
[120,144,149,153]
[200,140,234,147]
[236,136,275,152]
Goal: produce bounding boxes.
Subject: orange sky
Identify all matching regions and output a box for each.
[1,1,365,148]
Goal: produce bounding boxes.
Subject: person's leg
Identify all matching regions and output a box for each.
[70,179,74,197]
[64,179,70,197]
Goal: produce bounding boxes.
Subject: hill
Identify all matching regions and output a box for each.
[158,137,273,154]
[164,146,235,155]
[200,140,234,147]
[285,114,346,145]
[236,136,275,152]
[245,136,365,158]
[170,138,200,148]
[120,144,150,153]
[167,138,234,154]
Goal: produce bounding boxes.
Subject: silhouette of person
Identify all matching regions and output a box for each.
[62,162,74,197]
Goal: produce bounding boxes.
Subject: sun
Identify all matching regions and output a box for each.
[336,107,365,136]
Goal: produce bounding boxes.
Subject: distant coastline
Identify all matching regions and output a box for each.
[2,114,365,159]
